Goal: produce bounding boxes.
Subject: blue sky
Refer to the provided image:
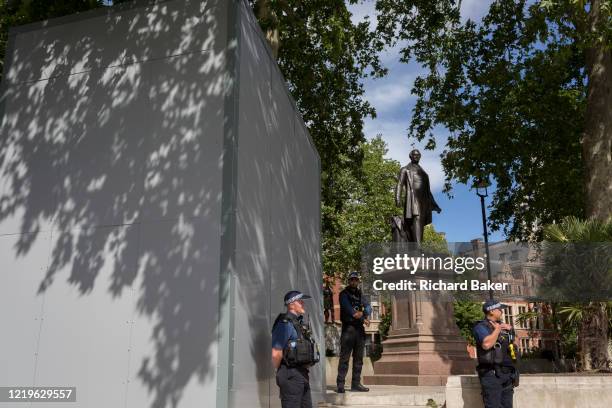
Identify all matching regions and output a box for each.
[347,0,505,243]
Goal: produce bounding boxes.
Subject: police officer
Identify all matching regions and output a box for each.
[473,299,519,408]
[271,290,320,408]
[336,272,370,393]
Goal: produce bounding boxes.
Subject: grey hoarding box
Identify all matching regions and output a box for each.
[0,1,322,407]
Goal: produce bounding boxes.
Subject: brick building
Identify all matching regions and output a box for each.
[457,239,559,356]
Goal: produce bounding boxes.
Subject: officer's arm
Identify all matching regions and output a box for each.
[271,348,283,369]
[481,324,502,350]
[271,323,289,369]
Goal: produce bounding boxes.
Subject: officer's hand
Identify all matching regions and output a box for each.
[353,311,363,319]
[364,319,370,327]
[500,323,512,331]
[489,320,501,331]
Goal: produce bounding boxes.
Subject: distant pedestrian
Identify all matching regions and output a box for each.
[323,277,334,324]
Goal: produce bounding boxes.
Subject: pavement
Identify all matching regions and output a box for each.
[320,385,446,407]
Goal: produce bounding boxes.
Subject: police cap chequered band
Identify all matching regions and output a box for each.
[485,302,503,312]
[285,293,304,305]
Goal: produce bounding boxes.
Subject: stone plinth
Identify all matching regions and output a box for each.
[364,269,475,386]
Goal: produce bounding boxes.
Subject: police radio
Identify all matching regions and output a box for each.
[501,327,517,361]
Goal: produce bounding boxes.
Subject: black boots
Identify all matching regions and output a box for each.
[337,383,369,393]
[350,383,370,392]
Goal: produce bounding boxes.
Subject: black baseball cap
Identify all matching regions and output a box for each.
[284,291,312,305]
[483,299,507,313]
[348,271,360,281]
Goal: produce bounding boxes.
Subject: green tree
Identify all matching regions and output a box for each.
[422,224,450,254]
[375,0,611,240]
[453,300,483,346]
[325,136,400,277]
[0,1,104,80]
[543,216,612,371]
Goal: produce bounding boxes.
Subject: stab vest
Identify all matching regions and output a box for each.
[272,313,320,368]
[475,320,512,368]
[340,288,364,325]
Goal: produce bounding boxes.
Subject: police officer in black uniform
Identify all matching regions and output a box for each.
[336,272,370,393]
[271,290,320,408]
[473,299,519,408]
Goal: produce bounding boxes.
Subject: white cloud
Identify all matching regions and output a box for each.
[363,119,447,193]
[348,0,377,26]
[460,0,494,22]
[365,73,415,114]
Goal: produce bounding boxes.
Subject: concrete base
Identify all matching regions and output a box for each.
[446,374,612,408]
[325,385,445,407]
[326,357,374,387]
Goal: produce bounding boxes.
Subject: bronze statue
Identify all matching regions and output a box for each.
[394,149,441,244]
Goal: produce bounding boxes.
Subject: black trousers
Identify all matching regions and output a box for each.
[276,365,312,408]
[336,324,365,387]
[479,370,514,408]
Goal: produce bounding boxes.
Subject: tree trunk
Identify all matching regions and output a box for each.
[255,0,280,59]
[579,0,612,372]
[578,303,609,371]
[583,0,612,221]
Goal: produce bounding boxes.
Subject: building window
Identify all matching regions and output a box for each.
[499,253,506,263]
[503,306,514,325]
[520,338,529,352]
[511,250,519,261]
[517,306,527,329]
[371,304,380,321]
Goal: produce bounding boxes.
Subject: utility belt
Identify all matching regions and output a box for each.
[477,364,519,387]
[279,362,310,377]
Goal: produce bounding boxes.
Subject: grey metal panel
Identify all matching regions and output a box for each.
[0,79,61,236]
[231,2,322,406]
[230,2,273,406]
[1,0,227,406]
[0,232,51,388]
[48,65,151,231]
[126,218,220,408]
[293,120,324,396]
[33,224,138,407]
[5,0,227,85]
[138,51,225,223]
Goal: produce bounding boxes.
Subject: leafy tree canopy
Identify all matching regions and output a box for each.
[324,136,400,277]
[375,0,598,240]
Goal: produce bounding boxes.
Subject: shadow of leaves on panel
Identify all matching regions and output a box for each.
[0,1,227,407]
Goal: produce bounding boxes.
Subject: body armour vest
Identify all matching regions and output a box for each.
[272,313,320,368]
[475,320,513,368]
[340,288,364,325]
